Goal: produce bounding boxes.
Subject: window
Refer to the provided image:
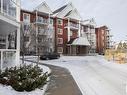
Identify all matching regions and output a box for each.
[23,13,30,23]
[58,47,63,53]
[37,16,43,22]
[57,38,63,44]
[57,19,62,25]
[24,24,30,31]
[24,36,29,42]
[50,19,53,24]
[57,28,63,35]
[70,31,73,36]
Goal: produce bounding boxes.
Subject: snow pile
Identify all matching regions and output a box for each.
[0,60,51,95]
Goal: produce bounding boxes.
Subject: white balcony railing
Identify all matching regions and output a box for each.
[34,17,48,25]
[0,49,16,70]
[64,22,79,30]
[0,0,19,21]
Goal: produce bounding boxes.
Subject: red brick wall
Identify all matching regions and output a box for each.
[95,26,108,54]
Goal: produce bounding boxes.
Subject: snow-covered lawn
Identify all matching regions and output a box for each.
[31,55,127,95]
[0,61,51,95]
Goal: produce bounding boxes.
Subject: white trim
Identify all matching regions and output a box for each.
[67,18,70,41]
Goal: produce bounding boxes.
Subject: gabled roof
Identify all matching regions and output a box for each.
[53,4,67,14]
[82,18,96,26]
[68,37,90,46]
[35,1,52,14]
[53,2,74,18]
[65,9,81,20]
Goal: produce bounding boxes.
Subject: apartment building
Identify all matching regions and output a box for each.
[53,3,90,55]
[20,2,54,55]
[81,19,96,54]
[0,0,20,70]
[95,26,111,54]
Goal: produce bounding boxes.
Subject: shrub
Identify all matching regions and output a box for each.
[0,65,50,92]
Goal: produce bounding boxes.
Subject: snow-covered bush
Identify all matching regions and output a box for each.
[0,65,49,92]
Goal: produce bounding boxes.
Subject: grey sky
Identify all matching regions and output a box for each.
[21,0,127,42]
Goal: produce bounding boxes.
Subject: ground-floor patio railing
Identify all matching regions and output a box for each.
[0,49,16,70]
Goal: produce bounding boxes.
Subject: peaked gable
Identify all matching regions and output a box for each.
[35,2,52,14]
[82,18,96,26]
[55,2,74,18]
[65,9,81,20]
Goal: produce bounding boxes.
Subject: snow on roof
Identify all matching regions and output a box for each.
[70,37,90,46]
[53,4,67,14]
[65,9,82,20]
[81,18,96,26]
[34,2,53,14]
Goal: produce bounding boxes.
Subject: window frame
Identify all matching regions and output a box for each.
[57,28,63,35]
[57,47,63,53]
[57,19,63,25]
[23,13,30,23]
[57,38,63,44]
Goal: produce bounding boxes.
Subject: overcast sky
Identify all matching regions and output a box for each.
[21,0,127,42]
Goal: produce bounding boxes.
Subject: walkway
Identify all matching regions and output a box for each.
[24,59,82,95]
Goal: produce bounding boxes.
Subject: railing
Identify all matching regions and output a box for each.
[0,49,16,70]
[0,0,19,20]
[34,17,48,25]
[64,22,79,29]
[38,29,49,35]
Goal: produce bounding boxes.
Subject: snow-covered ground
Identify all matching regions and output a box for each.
[0,61,51,95]
[27,55,127,95]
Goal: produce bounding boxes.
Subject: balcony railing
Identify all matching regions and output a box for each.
[0,0,19,20]
[34,17,48,25]
[64,22,79,30]
[38,29,49,35]
[0,49,16,70]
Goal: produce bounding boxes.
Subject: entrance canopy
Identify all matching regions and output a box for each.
[68,37,90,46]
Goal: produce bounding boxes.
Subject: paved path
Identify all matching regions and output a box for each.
[24,59,82,95]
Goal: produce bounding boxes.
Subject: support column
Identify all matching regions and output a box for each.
[70,45,71,55]
[6,35,8,49]
[67,18,70,42]
[16,28,20,65]
[0,51,3,70]
[16,0,21,22]
[1,0,3,13]
[78,20,81,37]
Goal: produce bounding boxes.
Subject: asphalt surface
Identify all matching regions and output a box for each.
[43,64,82,95]
[24,59,82,95]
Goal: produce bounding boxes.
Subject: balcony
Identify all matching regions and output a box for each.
[64,22,79,30]
[0,0,19,21]
[34,17,48,26]
[38,29,49,35]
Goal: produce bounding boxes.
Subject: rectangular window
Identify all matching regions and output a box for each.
[57,28,63,35]
[24,36,29,42]
[24,24,30,31]
[23,13,30,23]
[70,31,73,36]
[57,38,63,44]
[50,19,53,24]
[58,47,63,53]
[57,19,63,25]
